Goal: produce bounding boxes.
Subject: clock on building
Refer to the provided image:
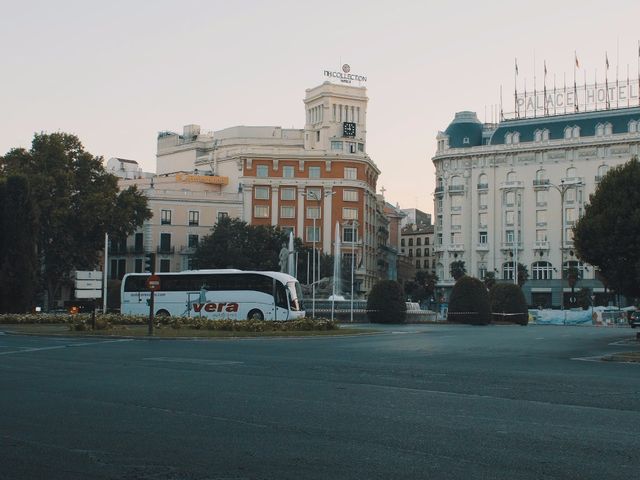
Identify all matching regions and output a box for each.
[343,122,356,137]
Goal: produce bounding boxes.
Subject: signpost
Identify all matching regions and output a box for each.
[74,270,103,329]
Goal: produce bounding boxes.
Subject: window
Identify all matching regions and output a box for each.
[306,206,321,219]
[416,260,421,268]
[597,164,609,178]
[478,264,487,280]
[451,214,461,227]
[604,123,612,135]
[512,132,520,144]
[505,191,515,205]
[281,187,295,201]
[400,238,405,247]
[217,211,228,222]
[416,248,422,257]
[629,120,638,133]
[596,124,604,137]
[479,192,488,207]
[536,210,546,225]
[425,237,430,245]
[343,207,358,220]
[536,229,547,242]
[416,238,422,246]
[134,233,143,253]
[502,261,515,280]
[282,166,295,178]
[343,226,357,243]
[536,190,547,205]
[477,173,488,188]
[506,171,516,182]
[542,129,549,141]
[306,226,320,242]
[532,261,553,280]
[424,259,429,269]
[134,258,143,273]
[254,205,269,218]
[160,233,171,253]
[344,167,357,180]
[188,211,199,226]
[565,188,575,202]
[505,230,514,243]
[316,131,320,142]
[534,130,542,142]
[188,234,199,248]
[280,206,295,218]
[256,165,269,178]
[450,232,462,244]
[308,166,321,179]
[254,186,270,200]
[161,209,171,225]
[408,238,414,247]
[408,249,413,257]
[306,187,322,200]
[479,212,487,227]
[479,231,488,244]
[331,141,343,151]
[159,259,170,273]
[358,143,364,152]
[451,195,463,209]
[565,207,576,223]
[566,167,577,178]
[536,169,547,181]
[343,190,358,202]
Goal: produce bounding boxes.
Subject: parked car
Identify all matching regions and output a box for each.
[630,311,640,328]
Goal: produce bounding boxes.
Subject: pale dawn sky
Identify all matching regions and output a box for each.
[2,0,639,214]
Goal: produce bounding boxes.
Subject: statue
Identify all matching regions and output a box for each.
[279,243,289,274]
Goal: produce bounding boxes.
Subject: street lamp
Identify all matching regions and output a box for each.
[344,219,359,323]
[549,179,583,316]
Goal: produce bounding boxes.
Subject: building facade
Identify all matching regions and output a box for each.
[432,107,640,307]
[154,82,385,294]
[401,222,435,274]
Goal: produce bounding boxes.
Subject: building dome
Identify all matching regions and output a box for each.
[444,111,483,148]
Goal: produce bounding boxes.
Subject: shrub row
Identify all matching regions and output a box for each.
[0,313,339,332]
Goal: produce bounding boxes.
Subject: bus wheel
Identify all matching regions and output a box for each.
[247,309,264,321]
[156,309,170,317]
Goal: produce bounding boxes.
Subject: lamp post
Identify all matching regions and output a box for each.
[348,220,359,323]
[304,189,335,318]
[549,179,583,317]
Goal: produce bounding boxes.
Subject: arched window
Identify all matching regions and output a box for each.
[595,124,604,137]
[512,132,520,144]
[563,260,585,279]
[536,169,547,181]
[532,261,553,280]
[534,130,542,142]
[542,129,550,141]
[505,133,513,144]
[450,175,462,186]
[628,120,637,133]
[572,126,580,138]
[506,171,517,182]
[566,167,577,178]
[597,164,609,177]
[604,123,612,136]
[502,261,515,280]
[478,173,488,188]
[564,127,573,139]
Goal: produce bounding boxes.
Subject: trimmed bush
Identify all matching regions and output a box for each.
[447,276,491,325]
[367,280,407,324]
[489,283,528,326]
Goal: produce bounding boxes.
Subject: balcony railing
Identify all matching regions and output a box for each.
[476,243,489,251]
[434,245,446,253]
[500,180,524,189]
[533,179,550,186]
[561,177,584,184]
[477,183,489,190]
[128,246,145,254]
[534,241,550,249]
[449,244,465,252]
[435,186,444,194]
[448,185,465,193]
[157,246,175,254]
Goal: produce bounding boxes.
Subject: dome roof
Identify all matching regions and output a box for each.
[444,111,483,148]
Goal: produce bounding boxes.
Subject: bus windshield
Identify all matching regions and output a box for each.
[287,281,304,311]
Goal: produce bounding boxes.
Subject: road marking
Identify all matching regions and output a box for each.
[0,338,132,356]
[144,357,243,366]
[571,355,606,363]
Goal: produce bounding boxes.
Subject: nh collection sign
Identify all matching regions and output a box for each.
[513,81,640,118]
[324,64,367,84]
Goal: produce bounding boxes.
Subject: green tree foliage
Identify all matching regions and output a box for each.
[448,276,491,325]
[517,263,529,288]
[193,217,289,271]
[366,280,406,323]
[573,156,640,298]
[575,287,592,310]
[489,283,528,325]
[404,280,428,303]
[483,271,497,291]
[0,176,39,312]
[450,260,466,281]
[415,270,438,298]
[0,133,151,308]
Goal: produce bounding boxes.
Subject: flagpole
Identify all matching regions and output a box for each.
[515,58,519,118]
[595,69,598,111]
[533,52,537,118]
[583,68,587,113]
[553,74,557,116]
[605,52,610,110]
[543,60,547,116]
[563,73,567,115]
[628,64,631,108]
[574,50,579,112]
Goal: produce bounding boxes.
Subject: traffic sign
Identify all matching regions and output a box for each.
[75,279,102,290]
[76,270,102,280]
[146,274,161,291]
[75,289,103,299]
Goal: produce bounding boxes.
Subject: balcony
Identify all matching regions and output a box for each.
[477,183,489,190]
[448,185,465,194]
[533,179,550,187]
[435,186,444,195]
[500,242,522,251]
[448,244,465,252]
[561,177,584,185]
[499,180,524,189]
[534,241,550,250]
[180,246,196,255]
[434,245,446,253]
[128,246,145,255]
[476,243,489,251]
[157,246,175,254]
[451,225,462,231]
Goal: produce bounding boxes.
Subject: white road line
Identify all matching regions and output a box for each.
[144,357,243,366]
[0,338,132,356]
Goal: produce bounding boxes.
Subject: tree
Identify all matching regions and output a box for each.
[489,283,528,325]
[517,263,529,288]
[573,156,640,299]
[448,276,491,325]
[483,272,497,291]
[0,133,151,308]
[193,217,287,270]
[415,270,438,299]
[367,280,406,323]
[404,280,428,303]
[0,176,39,312]
[450,260,466,281]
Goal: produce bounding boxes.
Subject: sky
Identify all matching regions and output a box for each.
[2,0,640,214]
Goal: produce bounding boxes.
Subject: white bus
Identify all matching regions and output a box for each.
[121,269,305,320]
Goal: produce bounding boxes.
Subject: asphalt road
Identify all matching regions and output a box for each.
[1,325,638,480]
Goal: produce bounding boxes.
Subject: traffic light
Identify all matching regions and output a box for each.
[145,253,156,274]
